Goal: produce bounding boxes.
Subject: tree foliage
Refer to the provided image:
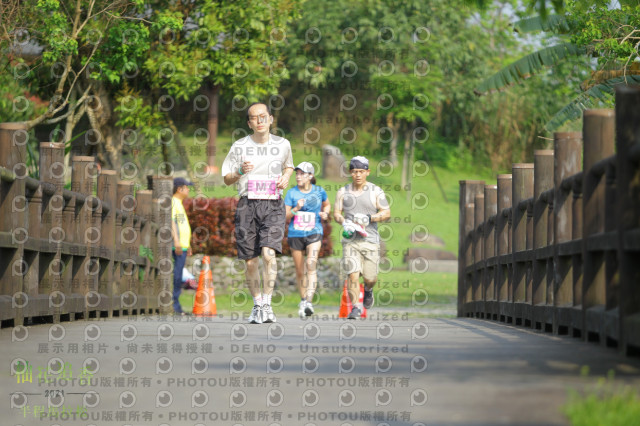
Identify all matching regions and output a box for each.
[473,0,640,132]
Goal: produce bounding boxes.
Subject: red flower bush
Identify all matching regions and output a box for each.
[184,197,333,258]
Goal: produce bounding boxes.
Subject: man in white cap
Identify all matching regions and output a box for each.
[221,102,294,324]
[334,156,390,319]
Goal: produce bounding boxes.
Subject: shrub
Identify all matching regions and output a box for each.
[185,197,239,257]
[184,197,333,257]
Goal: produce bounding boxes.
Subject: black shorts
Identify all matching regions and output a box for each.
[235,197,286,260]
[288,233,322,251]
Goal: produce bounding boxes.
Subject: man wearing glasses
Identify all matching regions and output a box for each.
[172,177,194,316]
[221,102,294,323]
[334,156,391,319]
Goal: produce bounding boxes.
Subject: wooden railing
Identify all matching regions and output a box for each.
[0,122,174,327]
[458,86,640,355]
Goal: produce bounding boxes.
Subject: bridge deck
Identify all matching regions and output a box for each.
[3,316,640,425]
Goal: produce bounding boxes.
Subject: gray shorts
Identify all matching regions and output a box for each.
[235,197,286,260]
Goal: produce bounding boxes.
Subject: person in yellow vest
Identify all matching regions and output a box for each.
[171,177,193,315]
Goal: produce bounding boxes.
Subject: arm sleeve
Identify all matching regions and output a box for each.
[283,142,294,170]
[221,143,238,176]
[374,185,390,210]
[284,189,294,207]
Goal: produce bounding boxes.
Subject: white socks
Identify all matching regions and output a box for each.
[253,293,272,306]
[263,293,272,306]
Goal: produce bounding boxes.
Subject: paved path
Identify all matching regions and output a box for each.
[2,315,640,426]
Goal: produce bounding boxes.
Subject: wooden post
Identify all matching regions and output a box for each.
[0,123,28,325]
[97,170,117,317]
[153,176,174,314]
[605,161,617,333]
[552,132,583,335]
[581,109,616,344]
[615,85,640,354]
[473,193,485,316]
[512,163,534,325]
[464,203,475,313]
[24,176,42,321]
[136,190,153,313]
[484,185,497,319]
[532,150,554,330]
[152,199,166,312]
[71,156,99,318]
[458,180,484,317]
[39,142,71,321]
[117,181,136,314]
[496,174,512,322]
[572,173,583,328]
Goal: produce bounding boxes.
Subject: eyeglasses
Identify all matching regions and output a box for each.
[248,114,270,123]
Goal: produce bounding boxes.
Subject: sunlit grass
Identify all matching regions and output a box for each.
[564,370,640,426]
[179,270,458,318]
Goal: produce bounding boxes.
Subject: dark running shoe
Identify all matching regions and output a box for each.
[363,288,374,309]
[304,301,314,316]
[348,306,362,319]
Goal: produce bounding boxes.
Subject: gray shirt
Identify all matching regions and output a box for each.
[340,182,388,244]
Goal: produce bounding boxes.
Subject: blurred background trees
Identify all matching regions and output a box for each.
[1,0,638,176]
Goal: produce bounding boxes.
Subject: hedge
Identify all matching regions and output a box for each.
[184,197,333,258]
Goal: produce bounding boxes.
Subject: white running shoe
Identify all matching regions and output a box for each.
[261,304,277,323]
[304,301,314,316]
[248,305,262,324]
[298,300,307,318]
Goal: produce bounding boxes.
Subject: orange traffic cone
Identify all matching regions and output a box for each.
[358,283,367,318]
[193,256,217,316]
[338,280,367,318]
[338,279,352,318]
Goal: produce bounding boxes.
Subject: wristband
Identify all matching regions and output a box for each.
[292,209,297,216]
[367,214,372,223]
[238,165,244,176]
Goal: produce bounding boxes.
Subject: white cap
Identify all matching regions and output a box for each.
[295,161,314,175]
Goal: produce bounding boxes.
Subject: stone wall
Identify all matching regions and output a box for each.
[186,256,343,293]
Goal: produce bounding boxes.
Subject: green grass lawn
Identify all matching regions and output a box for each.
[179,269,458,318]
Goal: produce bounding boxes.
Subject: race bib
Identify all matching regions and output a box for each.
[293,211,316,231]
[247,175,280,199]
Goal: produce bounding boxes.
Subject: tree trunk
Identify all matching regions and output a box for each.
[161,143,170,176]
[63,86,87,182]
[86,82,120,171]
[387,113,399,166]
[401,123,411,191]
[406,124,415,202]
[167,115,201,193]
[206,84,220,172]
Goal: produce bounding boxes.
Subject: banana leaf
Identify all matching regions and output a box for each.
[513,15,570,34]
[544,75,640,131]
[475,43,585,95]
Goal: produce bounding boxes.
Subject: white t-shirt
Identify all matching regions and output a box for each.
[221,134,294,197]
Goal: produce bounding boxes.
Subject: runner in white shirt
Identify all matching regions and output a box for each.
[221,102,294,324]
